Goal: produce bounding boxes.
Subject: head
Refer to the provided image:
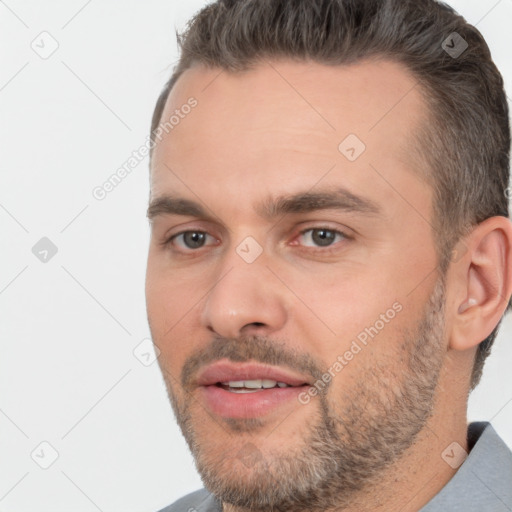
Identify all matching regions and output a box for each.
[145,0,512,509]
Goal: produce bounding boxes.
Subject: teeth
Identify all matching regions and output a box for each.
[220,379,291,390]
[228,388,262,393]
[225,381,244,388]
[244,379,265,389]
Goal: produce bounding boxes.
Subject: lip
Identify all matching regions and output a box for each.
[196,360,311,419]
[196,360,311,387]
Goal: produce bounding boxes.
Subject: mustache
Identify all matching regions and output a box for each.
[181,335,326,390]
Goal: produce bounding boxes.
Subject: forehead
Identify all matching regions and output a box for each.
[150,58,429,218]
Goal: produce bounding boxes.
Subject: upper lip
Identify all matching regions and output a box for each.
[196,360,311,387]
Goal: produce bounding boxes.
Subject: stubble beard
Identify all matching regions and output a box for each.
[159,277,446,512]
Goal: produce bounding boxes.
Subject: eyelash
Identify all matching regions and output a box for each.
[162,227,349,254]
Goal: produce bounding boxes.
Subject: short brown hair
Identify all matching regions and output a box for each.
[150,0,511,391]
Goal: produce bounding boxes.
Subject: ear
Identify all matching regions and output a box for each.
[449,216,512,351]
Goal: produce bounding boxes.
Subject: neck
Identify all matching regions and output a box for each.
[341,411,469,512]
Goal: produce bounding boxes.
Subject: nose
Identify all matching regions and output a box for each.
[200,249,288,339]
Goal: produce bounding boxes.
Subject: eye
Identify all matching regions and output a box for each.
[168,230,217,250]
[297,228,347,248]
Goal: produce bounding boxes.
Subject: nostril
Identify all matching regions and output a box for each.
[239,322,268,336]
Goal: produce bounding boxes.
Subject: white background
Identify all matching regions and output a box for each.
[0,1,511,511]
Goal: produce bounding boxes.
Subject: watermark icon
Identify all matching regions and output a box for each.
[236,442,264,469]
[298,301,403,404]
[31,441,59,469]
[92,97,198,201]
[449,239,468,264]
[31,31,59,60]
[133,338,160,366]
[441,441,468,469]
[236,236,263,263]
[442,32,468,59]
[338,134,366,162]
[32,237,58,263]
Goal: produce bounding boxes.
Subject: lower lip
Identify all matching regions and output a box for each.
[200,385,307,418]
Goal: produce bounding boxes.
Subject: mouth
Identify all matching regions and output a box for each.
[195,360,311,419]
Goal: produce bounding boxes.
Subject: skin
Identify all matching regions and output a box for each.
[145,58,512,511]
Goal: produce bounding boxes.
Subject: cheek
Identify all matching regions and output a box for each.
[285,265,418,372]
[146,255,211,374]
[146,264,185,360]
[146,250,195,322]
[146,263,170,333]
[290,268,396,332]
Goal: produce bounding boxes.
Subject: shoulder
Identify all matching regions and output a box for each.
[156,488,221,512]
[420,422,512,511]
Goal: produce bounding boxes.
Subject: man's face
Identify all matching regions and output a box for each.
[146,59,446,509]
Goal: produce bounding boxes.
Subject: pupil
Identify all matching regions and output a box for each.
[184,232,205,248]
[312,229,335,247]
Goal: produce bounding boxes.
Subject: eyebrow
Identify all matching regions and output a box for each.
[147,188,381,221]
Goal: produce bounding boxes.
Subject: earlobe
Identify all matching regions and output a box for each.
[449,217,512,352]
